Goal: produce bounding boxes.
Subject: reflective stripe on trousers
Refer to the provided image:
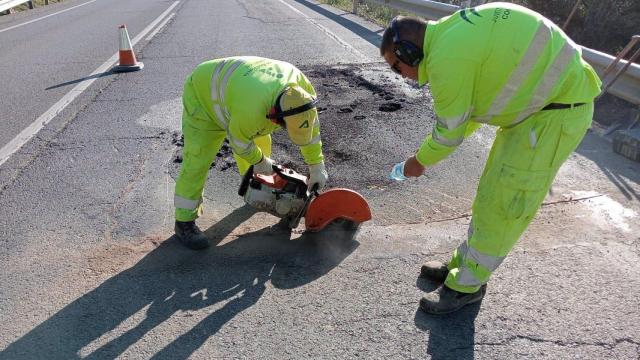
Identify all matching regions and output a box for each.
[453,233,506,287]
[174,195,201,210]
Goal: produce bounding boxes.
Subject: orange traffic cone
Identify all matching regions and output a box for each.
[113,24,143,73]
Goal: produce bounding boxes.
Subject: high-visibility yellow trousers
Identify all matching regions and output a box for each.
[445,103,594,293]
[174,78,271,222]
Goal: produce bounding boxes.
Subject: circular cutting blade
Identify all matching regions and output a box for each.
[304,188,372,232]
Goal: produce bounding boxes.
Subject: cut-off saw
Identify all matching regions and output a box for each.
[238,165,371,231]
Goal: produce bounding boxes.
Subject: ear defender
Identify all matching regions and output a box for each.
[267,91,287,127]
[266,87,319,128]
[390,17,424,67]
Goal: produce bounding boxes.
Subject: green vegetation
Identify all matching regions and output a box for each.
[322,0,410,25]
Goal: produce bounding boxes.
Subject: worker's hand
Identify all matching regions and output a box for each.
[403,155,426,177]
[308,162,328,192]
[254,155,276,176]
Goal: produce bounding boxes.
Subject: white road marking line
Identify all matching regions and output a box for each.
[0,0,98,34]
[0,1,180,167]
[276,0,365,59]
[129,1,179,45]
[145,12,175,41]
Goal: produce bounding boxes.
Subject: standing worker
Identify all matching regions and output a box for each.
[174,56,328,250]
[381,3,601,314]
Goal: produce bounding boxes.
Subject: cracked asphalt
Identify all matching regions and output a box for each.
[1,0,639,359]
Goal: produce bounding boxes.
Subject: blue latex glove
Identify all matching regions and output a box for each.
[389,161,408,181]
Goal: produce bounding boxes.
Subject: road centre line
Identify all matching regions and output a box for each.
[145,12,175,41]
[275,0,365,59]
[0,1,180,167]
[0,0,98,34]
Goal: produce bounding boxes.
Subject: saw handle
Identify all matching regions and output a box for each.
[238,165,254,196]
[238,164,285,196]
[309,183,319,197]
[272,164,286,177]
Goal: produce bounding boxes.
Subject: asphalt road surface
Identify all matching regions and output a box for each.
[0,1,639,359]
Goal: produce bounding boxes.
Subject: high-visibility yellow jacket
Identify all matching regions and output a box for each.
[189,56,324,165]
[416,2,602,166]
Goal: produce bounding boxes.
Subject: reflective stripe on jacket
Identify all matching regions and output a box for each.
[416,2,601,166]
[189,56,323,165]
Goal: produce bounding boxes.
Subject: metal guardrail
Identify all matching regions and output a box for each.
[363,0,640,105]
[0,0,33,13]
[366,0,457,19]
[588,46,640,105]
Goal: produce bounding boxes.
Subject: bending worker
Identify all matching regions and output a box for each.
[381,3,601,314]
[174,56,327,250]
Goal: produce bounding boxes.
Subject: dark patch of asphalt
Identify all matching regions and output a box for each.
[168,64,479,226]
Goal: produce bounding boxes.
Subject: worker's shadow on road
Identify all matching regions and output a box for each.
[413,279,481,360]
[575,130,640,201]
[0,205,359,360]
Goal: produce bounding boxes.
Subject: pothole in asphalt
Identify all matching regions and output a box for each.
[379,102,402,112]
[168,63,451,224]
[278,64,429,191]
[170,63,430,187]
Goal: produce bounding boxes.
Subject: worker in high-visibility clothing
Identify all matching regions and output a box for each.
[174,57,327,250]
[380,3,601,314]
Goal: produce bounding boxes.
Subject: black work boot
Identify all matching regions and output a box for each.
[420,261,449,283]
[175,221,210,250]
[419,284,487,315]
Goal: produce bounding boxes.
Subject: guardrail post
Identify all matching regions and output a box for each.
[562,0,581,31]
[598,35,640,99]
[27,0,33,9]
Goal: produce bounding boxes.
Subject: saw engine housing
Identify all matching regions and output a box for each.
[238,166,308,220]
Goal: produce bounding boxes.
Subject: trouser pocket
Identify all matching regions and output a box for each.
[182,78,218,131]
[498,164,550,220]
